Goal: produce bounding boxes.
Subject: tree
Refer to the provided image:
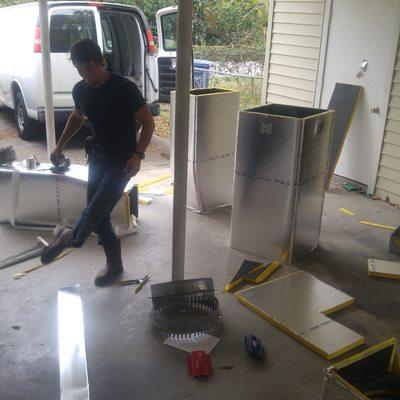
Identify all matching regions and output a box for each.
[192,0,268,46]
[0,0,268,47]
[116,0,176,30]
[0,0,31,5]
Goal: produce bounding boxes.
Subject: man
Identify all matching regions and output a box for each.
[41,39,155,286]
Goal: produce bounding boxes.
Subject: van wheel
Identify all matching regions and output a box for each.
[14,92,41,141]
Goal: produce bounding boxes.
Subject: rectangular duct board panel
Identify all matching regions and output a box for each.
[326,83,363,188]
[368,259,400,280]
[236,271,364,360]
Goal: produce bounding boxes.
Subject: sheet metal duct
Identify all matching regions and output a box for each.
[58,286,90,400]
[0,162,137,235]
[171,88,240,213]
[230,104,334,263]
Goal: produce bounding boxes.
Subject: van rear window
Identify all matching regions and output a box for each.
[50,9,97,53]
[161,13,177,52]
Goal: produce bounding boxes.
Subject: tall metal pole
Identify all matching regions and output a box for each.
[38,0,56,161]
[171,0,194,281]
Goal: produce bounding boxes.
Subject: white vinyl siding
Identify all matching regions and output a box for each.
[262,0,326,107]
[375,39,400,204]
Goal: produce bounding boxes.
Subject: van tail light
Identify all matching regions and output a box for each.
[34,26,41,53]
[145,29,156,53]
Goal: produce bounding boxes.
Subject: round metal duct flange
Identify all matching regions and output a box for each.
[150,278,222,340]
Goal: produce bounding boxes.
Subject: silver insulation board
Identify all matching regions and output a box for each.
[171,88,240,213]
[230,104,334,263]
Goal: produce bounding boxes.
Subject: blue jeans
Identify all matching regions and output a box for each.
[73,160,130,247]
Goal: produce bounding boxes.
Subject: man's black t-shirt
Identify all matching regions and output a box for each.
[72,73,146,164]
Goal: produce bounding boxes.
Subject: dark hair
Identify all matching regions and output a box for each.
[70,39,104,64]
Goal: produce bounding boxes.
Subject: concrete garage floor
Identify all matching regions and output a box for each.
[1,174,400,400]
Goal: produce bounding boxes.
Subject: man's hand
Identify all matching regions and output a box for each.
[124,153,141,178]
[53,109,86,159]
[50,147,63,166]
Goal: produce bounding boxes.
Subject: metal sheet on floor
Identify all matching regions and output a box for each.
[58,286,90,400]
[0,162,135,235]
[368,259,400,280]
[236,271,364,359]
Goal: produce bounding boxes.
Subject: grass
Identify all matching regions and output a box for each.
[209,75,263,110]
[154,103,171,140]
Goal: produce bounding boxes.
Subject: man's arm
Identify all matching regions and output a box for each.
[53,109,86,155]
[134,105,155,153]
[123,105,155,177]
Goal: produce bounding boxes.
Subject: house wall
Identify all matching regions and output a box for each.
[375,40,400,204]
[261,0,326,107]
[262,0,400,201]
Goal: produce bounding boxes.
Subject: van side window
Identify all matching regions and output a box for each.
[50,9,97,53]
[101,18,113,54]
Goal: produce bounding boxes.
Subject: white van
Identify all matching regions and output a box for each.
[0,1,173,140]
[156,6,208,101]
[156,5,178,102]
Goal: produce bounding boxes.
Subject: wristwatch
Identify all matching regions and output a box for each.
[134,151,145,160]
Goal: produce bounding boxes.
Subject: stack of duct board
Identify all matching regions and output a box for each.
[0,162,137,234]
[231,104,334,263]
